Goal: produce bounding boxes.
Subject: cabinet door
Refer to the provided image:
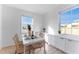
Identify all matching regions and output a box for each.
[66,39,79,54]
[54,37,65,51]
[48,35,55,45]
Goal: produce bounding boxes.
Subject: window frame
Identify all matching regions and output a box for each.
[59,6,79,35]
[21,16,33,35]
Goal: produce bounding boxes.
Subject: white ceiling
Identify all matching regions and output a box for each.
[6,4,76,15]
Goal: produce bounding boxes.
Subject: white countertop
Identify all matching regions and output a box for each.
[58,34,79,41]
[48,34,79,41]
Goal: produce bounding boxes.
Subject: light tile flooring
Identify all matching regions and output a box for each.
[0,44,65,54]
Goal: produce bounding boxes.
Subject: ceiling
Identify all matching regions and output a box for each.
[5,4,76,15]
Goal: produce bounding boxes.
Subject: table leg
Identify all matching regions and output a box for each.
[24,45,26,54]
[44,40,46,54]
[28,50,31,54]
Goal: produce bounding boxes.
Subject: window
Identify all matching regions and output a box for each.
[60,6,79,35]
[21,16,32,35]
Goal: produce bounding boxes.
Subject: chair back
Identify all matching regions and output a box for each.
[13,34,20,44]
[39,32,44,38]
[35,32,39,37]
[12,34,23,53]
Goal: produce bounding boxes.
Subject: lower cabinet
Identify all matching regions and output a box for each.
[48,34,79,54]
[65,39,79,54]
[48,35,55,46]
[48,35,65,51]
[54,36,65,51]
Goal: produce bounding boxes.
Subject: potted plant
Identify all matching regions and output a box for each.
[58,30,61,34]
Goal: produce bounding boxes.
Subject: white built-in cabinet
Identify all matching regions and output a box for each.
[48,35,65,51]
[48,34,79,54]
[48,35,55,46]
[65,39,79,54]
[55,37,65,51]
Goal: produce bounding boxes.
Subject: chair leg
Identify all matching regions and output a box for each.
[32,49,35,54]
[15,50,17,54]
[40,48,41,50]
[28,50,31,54]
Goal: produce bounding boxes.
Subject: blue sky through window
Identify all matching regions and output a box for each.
[21,16,32,25]
[60,7,79,25]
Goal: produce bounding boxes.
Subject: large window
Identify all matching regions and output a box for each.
[21,16,32,34]
[60,6,79,35]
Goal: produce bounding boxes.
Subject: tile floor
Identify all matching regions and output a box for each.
[0,43,65,54]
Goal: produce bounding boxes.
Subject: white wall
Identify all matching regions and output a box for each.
[1,5,43,47]
[43,5,74,35]
[0,5,2,48]
[33,14,43,32]
[44,11,59,35]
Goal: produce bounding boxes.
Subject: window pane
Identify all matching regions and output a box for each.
[60,7,79,35]
[72,21,79,35]
[21,16,32,25]
[21,16,32,35]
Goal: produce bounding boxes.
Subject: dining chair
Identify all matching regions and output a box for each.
[32,32,44,53]
[12,34,31,54]
[39,32,44,38]
[31,40,45,54]
[30,32,45,53]
[35,32,39,37]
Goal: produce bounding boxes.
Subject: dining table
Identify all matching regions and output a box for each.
[22,37,46,54]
